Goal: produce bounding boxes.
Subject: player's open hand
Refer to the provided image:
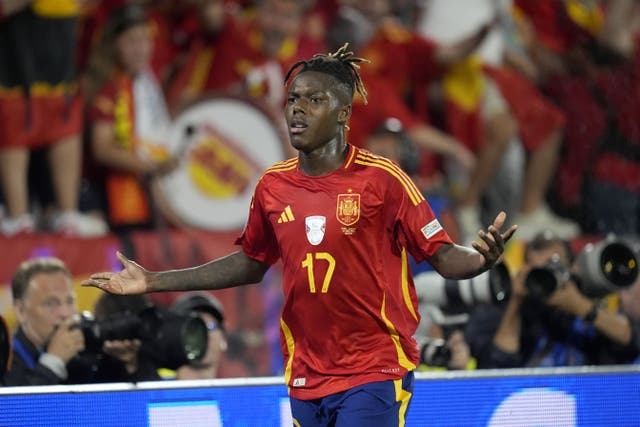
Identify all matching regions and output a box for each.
[471,211,517,270]
[81,252,150,295]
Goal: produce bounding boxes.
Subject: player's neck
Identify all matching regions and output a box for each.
[298,140,349,177]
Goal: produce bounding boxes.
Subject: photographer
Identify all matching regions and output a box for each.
[167,292,227,380]
[4,258,193,386]
[466,231,639,368]
[77,292,210,383]
[87,293,161,383]
[4,257,86,386]
[414,260,513,371]
[416,306,476,371]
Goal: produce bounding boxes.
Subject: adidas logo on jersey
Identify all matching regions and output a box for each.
[277,205,295,223]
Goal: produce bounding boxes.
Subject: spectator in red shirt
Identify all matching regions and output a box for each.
[164,0,252,113]
[0,0,107,237]
[84,5,177,230]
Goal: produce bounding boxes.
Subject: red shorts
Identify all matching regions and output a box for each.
[0,90,83,149]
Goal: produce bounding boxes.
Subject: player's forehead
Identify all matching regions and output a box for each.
[288,70,339,94]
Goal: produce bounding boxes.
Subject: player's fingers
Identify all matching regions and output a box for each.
[88,272,114,281]
[471,241,489,258]
[492,211,506,230]
[502,225,518,243]
[116,251,131,267]
[479,230,498,253]
[81,278,112,292]
[487,226,503,251]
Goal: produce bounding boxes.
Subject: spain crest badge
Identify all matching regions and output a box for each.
[336,193,360,226]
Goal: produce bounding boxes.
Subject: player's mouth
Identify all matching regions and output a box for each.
[290,121,308,134]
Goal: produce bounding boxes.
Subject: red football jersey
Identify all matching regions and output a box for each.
[237,145,452,399]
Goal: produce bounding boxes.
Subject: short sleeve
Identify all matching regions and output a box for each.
[390,173,452,262]
[89,84,117,123]
[235,179,280,265]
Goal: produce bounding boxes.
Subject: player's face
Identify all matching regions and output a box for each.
[285,71,350,153]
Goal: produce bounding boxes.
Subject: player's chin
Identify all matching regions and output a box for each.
[289,134,309,151]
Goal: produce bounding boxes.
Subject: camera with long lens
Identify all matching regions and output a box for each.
[78,305,208,370]
[575,236,639,297]
[414,262,511,312]
[525,235,639,300]
[419,336,451,368]
[524,254,571,300]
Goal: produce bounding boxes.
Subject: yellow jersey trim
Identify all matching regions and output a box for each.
[354,153,424,206]
[401,248,418,321]
[381,294,416,371]
[264,158,298,174]
[344,145,357,169]
[280,318,295,391]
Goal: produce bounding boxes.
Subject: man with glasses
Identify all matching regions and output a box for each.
[171,292,227,379]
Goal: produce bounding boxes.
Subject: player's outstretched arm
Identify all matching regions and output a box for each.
[428,211,517,280]
[81,250,270,295]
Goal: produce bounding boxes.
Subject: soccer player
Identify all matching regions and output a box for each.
[82,44,517,426]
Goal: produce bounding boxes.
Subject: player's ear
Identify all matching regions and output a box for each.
[338,104,351,125]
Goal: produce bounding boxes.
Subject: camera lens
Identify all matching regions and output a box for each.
[489,262,511,304]
[181,316,208,361]
[525,268,558,299]
[78,306,208,370]
[147,311,208,369]
[525,255,570,300]
[414,263,512,312]
[420,337,451,368]
[576,237,639,297]
[600,242,638,288]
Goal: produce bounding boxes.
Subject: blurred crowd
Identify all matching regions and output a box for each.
[0,0,638,242]
[1,0,640,385]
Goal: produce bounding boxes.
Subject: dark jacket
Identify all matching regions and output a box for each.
[3,328,61,386]
[3,328,160,386]
[465,301,640,369]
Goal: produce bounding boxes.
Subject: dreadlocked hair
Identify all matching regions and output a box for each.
[283,43,370,104]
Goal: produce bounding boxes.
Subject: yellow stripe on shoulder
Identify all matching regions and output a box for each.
[264,158,298,175]
[357,152,423,199]
[255,158,297,188]
[355,153,424,206]
[344,145,357,168]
